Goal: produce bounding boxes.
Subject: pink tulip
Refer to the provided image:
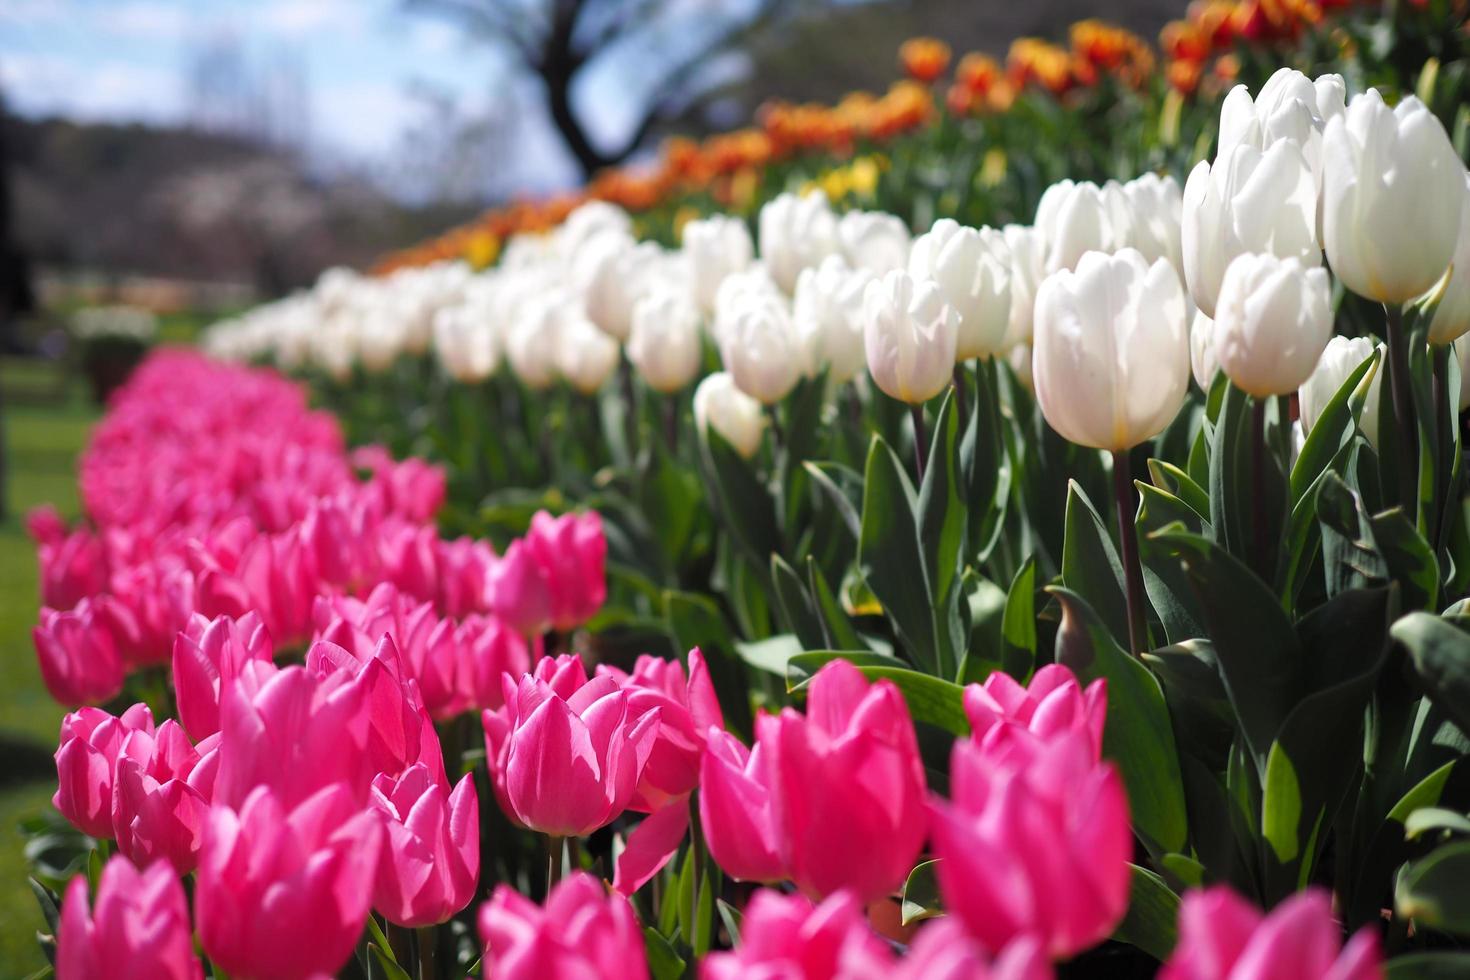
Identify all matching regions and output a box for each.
[35,526,107,611]
[762,660,928,904]
[699,727,785,883]
[459,613,534,711]
[370,764,480,927]
[700,889,893,980]
[212,662,374,809]
[172,612,274,740]
[928,728,1131,959]
[58,857,201,980]
[379,523,443,613]
[964,664,1106,758]
[482,653,660,836]
[53,704,155,838]
[35,600,124,706]
[112,721,216,873]
[479,872,649,980]
[1160,887,1382,980]
[897,921,1053,980]
[606,649,725,811]
[435,535,497,618]
[486,538,553,636]
[196,782,383,980]
[524,509,607,631]
[26,503,67,547]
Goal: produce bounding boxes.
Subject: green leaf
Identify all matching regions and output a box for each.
[786,651,970,736]
[368,945,412,980]
[1397,839,1470,936]
[1112,864,1181,962]
[1051,587,1189,854]
[900,860,942,925]
[716,899,744,947]
[859,436,942,675]
[1147,459,1211,522]
[734,633,803,677]
[1136,483,1209,643]
[999,558,1038,682]
[643,926,687,980]
[666,589,753,740]
[1392,612,1470,736]
[698,425,781,568]
[1209,381,1256,565]
[770,555,825,651]
[1060,481,1131,650]
[807,557,865,653]
[1291,351,1378,503]
[1386,953,1470,979]
[918,390,966,608]
[1406,804,1470,840]
[803,460,864,543]
[961,357,1009,562]
[27,878,59,939]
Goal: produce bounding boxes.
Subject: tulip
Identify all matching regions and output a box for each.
[559,201,633,257]
[898,921,1054,980]
[793,255,873,384]
[1298,336,1382,446]
[172,611,274,740]
[963,663,1106,757]
[719,290,803,404]
[370,764,480,927]
[35,526,106,611]
[699,727,785,883]
[762,659,927,904]
[694,371,767,459]
[53,703,155,839]
[839,209,912,274]
[609,649,725,811]
[482,655,660,836]
[1323,92,1465,304]
[1213,253,1333,397]
[1218,69,1345,179]
[505,292,564,390]
[929,729,1132,959]
[112,721,215,873]
[1422,174,1470,347]
[684,214,755,313]
[1036,179,1131,274]
[1160,887,1381,980]
[629,285,703,392]
[522,509,607,631]
[863,269,960,404]
[712,263,784,349]
[700,889,894,980]
[557,313,623,394]
[458,613,534,711]
[909,219,1013,361]
[58,857,201,980]
[432,302,499,382]
[759,191,841,293]
[1033,249,1190,451]
[487,538,553,635]
[35,600,124,706]
[480,872,649,980]
[1181,140,1320,317]
[196,783,384,980]
[1190,309,1219,392]
[581,235,667,341]
[1123,173,1185,281]
[1003,224,1045,348]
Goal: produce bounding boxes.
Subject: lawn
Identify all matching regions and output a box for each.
[0,356,98,978]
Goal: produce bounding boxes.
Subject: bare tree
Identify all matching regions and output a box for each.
[404,0,801,177]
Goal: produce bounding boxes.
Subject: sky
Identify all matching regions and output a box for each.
[0,0,588,190]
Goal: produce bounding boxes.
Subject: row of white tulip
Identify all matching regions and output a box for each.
[204,68,1470,464]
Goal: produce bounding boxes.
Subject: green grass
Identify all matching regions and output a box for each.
[0,357,98,977]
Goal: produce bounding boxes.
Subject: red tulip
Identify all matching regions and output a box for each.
[700,889,892,980]
[53,703,154,838]
[370,764,480,927]
[58,857,201,980]
[479,872,649,980]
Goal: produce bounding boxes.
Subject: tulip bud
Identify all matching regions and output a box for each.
[505,292,563,390]
[433,302,499,382]
[59,857,201,980]
[694,371,767,459]
[1003,224,1045,348]
[711,264,783,349]
[53,703,155,839]
[863,269,960,404]
[556,314,622,395]
[1033,249,1190,451]
[700,890,894,979]
[1298,336,1383,447]
[838,209,912,274]
[1213,253,1332,397]
[1323,91,1465,304]
[1036,179,1132,274]
[172,612,274,741]
[1189,309,1219,392]
[520,509,608,632]
[581,235,666,341]
[480,873,649,980]
[371,765,479,927]
[1422,175,1470,346]
[909,219,1013,361]
[1182,140,1320,317]
[719,291,803,404]
[759,191,841,293]
[1123,173,1185,281]
[684,214,755,313]
[558,201,632,257]
[1218,68,1345,179]
[458,614,534,712]
[1160,887,1381,980]
[628,285,703,392]
[792,255,872,384]
[612,650,724,812]
[34,600,125,707]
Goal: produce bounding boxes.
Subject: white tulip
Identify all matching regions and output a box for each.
[694,371,767,459]
[1421,175,1470,346]
[1323,91,1466,304]
[557,201,632,258]
[1218,68,1345,178]
[712,264,783,349]
[1123,173,1185,282]
[1189,309,1219,392]
[358,313,405,375]
[1033,249,1189,451]
[1008,342,1034,391]
[1213,253,1333,397]
[759,191,841,293]
[908,219,1012,361]
[1002,224,1045,348]
[628,286,703,393]
[556,314,621,395]
[1298,335,1382,446]
[581,235,666,340]
[862,269,960,404]
[838,209,912,274]
[505,293,564,390]
[719,292,803,404]
[793,255,872,384]
[1036,179,1132,274]
[1182,139,1321,317]
[433,304,499,383]
[683,214,755,313]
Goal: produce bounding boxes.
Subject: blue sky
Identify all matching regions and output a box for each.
[0,0,590,189]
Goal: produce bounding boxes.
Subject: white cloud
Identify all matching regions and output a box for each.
[100,2,193,40]
[2,52,181,122]
[257,0,370,39]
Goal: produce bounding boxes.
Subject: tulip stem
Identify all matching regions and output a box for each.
[950,364,968,420]
[1111,450,1147,656]
[416,926,438,980]
[1252,398,1270,579]
[688,792,708,955]
[1432,344,1452,550]
[1385,303,1417,513]
[662,395,679,456]
[546,835,564,891]
[911,403,928,484]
